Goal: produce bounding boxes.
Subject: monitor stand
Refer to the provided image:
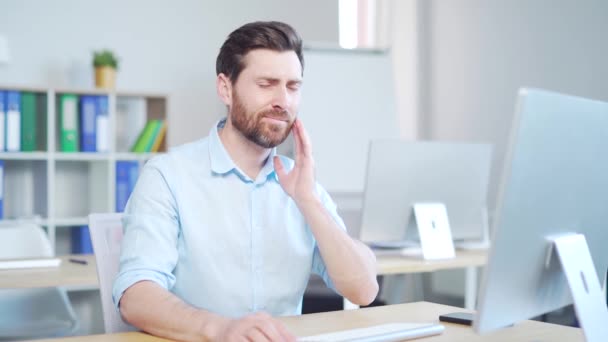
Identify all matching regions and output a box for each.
[547,233,608,342]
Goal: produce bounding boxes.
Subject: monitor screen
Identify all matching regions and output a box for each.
[359,140,492,244]
[475,88,608,334]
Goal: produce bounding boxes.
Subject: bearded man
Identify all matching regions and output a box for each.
[113,21,378,342]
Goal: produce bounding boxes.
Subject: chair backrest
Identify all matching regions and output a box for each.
[0,224,79,339]
[88,213,136,333]
[0,224,53,259]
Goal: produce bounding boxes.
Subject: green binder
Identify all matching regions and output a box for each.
[21,92,37,151]
[59,94,79,152]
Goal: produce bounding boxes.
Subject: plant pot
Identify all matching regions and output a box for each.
[95,66,116,89]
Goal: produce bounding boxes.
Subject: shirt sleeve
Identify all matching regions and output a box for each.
[309,184,348,294]
[112,155,180,309]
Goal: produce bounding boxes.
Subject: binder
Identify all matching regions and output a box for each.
[71,225,93,254]
[116,160,139,212]
[79,95,97,152]
[0,91,5,151]
[96,96,109,152]
[6,91,21,152]
[36,93,48,151]
[0,160,4,219]
[21,92,37,152]
[59,94,79,152]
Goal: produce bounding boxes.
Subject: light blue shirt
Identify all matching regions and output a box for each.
[113,119,345,317]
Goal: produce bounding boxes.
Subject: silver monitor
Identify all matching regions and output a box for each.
[475,88,608,340]
[359,140,492,246]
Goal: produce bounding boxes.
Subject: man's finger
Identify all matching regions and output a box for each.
[292,120,302,162]
[295,119,313,158]
[273,156,288,181]
[246,327,270,342]
[255,320,283,341]
[274,321,297,342]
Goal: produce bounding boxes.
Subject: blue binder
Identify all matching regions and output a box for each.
[0,90,6,152]
[0,160,4,219]
[80,95,97,152]
[116,161,139,212]
[71,225,93,254]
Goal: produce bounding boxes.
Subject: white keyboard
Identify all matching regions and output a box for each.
[0,258,62,270]
[298,322,445,342]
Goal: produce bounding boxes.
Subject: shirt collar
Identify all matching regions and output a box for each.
[209,118,278,182]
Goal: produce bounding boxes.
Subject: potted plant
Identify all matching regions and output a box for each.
[93,50,119,89]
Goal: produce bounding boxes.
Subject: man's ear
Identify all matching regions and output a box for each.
[216,73,232,107]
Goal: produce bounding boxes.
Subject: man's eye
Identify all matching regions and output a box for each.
[259,83,271,88]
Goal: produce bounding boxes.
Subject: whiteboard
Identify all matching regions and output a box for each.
[298,47,399,193]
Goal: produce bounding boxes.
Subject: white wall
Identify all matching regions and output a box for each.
[419,0,608,210]
[388,0,608,299]
[0,0,339,147]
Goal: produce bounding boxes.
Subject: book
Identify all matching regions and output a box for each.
[6,91,21,152]
[0,90,5,151]
[144,120,163,152]
[71,225,93,254]
[131,120,160,153]
[96,96,109,152]
[79,95,97,152]
[150,120,167,152]
[116,160,139,212]
[20,92,37,151]
[59,94,79,152]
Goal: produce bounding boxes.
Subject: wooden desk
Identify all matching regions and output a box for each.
[0,254,98,290]
[28,301,583,342]
[376,249,486,275]
[343,249,487,310]
[1,251,486,307]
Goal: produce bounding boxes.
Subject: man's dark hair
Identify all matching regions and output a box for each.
[216,21,304,83]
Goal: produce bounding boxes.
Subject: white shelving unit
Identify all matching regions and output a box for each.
[0,85,168,254]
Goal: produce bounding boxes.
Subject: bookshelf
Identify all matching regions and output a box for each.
[0,85,168,254]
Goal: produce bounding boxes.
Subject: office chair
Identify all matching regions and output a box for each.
[0,224,78,340]
[88,213,137,333]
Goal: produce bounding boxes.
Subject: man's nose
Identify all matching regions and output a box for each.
[271,87,290,110]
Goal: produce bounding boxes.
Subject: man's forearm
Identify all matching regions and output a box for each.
[297,197,379,305]
[120,281,227,342]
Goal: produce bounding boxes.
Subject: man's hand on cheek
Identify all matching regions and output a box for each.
[274,119,319,206]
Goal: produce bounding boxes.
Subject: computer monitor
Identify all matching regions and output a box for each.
[474,88,608,340]
[358,140,492,246]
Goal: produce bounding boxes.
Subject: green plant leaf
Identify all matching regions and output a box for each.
[93,50,119,69]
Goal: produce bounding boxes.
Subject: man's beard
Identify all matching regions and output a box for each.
[230,92,294,148]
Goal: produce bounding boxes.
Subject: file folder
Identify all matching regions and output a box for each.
[0,160,4,219]
[6,91,21,152]
[79,95,97,152]
[96,96,109,152]
[0,90,5,151]
[59,94,79,152]
[21,92,37,152]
